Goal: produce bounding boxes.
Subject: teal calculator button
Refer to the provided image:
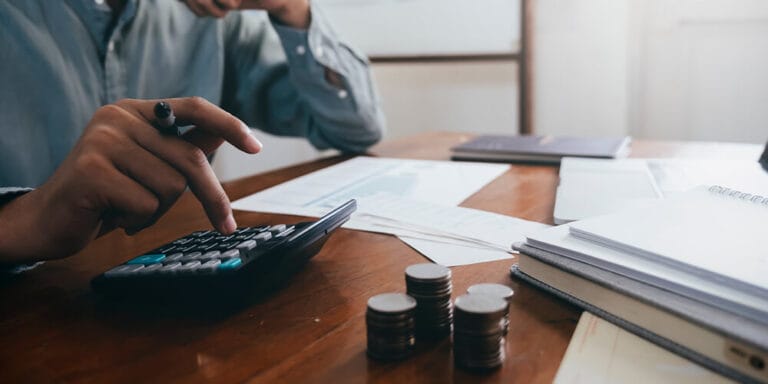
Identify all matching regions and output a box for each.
[218,258,242,271]
[126,254,166,265]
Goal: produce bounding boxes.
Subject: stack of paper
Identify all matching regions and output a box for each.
[231,157,549,266]
[515,185,768,382]
[554,157,768,223]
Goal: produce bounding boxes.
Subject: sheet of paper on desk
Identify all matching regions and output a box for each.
[231,157,509,217]
[398,236,516,266]
[230,157,546,265]
[355,194,550,252]
[555,312,732,384]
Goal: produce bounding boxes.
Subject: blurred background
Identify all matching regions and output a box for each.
[214,0,768,181]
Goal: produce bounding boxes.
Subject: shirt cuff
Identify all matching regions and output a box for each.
[0,187,33,202]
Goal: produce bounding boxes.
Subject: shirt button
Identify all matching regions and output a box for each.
[295,45,306,56]
[337,89,348,99]
[94,0,105,4]
[107,41,115,52]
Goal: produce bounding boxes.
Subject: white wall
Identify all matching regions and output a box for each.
[534,0,631,138]
[371,62,519,139]
[214,0,768,182]
[629,0,768,144]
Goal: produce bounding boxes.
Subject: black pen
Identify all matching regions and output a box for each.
[153,101,181,137]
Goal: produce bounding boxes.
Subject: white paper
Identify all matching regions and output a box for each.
[647,159,768,196]
[569,186,768,295]
[356,195,550,251]
[554,157,768,223]
[232,157,509,218]
[230,157,537,266]
[398,236,515,267]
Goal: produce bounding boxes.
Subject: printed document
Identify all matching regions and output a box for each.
[232,157,543,265]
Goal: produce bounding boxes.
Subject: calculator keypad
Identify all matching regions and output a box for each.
[103,225,294,278]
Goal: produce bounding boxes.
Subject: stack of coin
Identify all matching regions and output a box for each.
[366,293,417,360]
[453,294,509,370]
[467,283,514,334]
[405,263,453,339]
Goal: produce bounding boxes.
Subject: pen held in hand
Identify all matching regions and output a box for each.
[153,101,182,137]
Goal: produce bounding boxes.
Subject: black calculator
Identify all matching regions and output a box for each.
[92,199,356,301]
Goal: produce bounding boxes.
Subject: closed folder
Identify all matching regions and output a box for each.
[450,135,631,164]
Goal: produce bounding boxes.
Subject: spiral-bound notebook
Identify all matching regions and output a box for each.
[568,185,768,299]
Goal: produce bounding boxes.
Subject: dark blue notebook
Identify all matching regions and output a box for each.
[451,135,630,164]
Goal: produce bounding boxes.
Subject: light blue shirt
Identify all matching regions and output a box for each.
[0,0,385,189]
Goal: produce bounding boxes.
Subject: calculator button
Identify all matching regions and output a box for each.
[104,265,133,277]
[125,264,145,274]
[267,224,287,234]
[178,261,202,273]
[253,232,273,242]
[220,249,240,259]
[218,258,242,271]
[200,259,221,273]
[166,253,184,262]
[159,262,182,274]
[175,244,198,253]
[126,254,166,265]
[238,226,268,234]
[139,263,163,275]
[195,242,219,252]
[234,233,256,241]
[201,251,220,260]
[156,244,177,254]
[197,237,215,245]
[275,226,295,238]
[236,240,257,251]
[172,237,194,245]
[107,264,145,277]
[181,251,202,262]
[217,242,239,251]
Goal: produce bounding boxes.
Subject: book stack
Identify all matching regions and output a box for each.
[513,185,768,383]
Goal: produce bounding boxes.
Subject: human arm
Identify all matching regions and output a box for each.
[222,2,384,153]
[0,97,262,264]
[178,0,384,152]
[180,0,310,28]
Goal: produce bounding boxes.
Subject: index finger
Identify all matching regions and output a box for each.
[119,97,262,154]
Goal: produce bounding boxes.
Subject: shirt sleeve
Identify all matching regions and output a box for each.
[0,187,33,202]
[220,2,385,153]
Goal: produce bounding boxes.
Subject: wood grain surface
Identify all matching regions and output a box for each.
[0,132,761,383]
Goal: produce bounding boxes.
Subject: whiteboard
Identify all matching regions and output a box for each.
[321,0,521,58]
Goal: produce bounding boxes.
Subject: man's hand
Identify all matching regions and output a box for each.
[0,97,262,263]
[181,0,310,29]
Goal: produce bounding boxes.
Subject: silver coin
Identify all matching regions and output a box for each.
[454,294,508,316]
[467,283,514,301]
[405,263,451,282]
[367,293,417,314]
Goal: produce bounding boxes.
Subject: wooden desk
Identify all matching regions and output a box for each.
[1,132,762,383]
